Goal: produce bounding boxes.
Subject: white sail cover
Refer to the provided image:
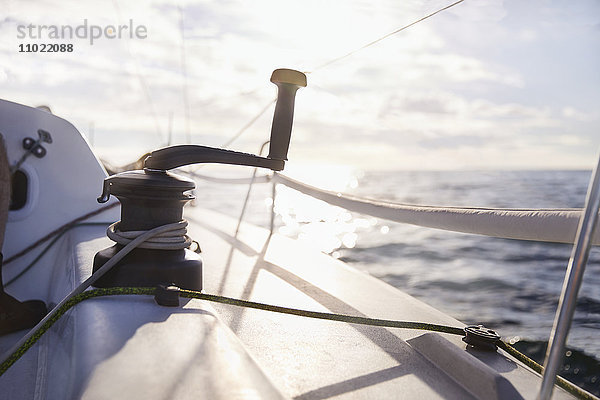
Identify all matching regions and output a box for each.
[274,174,600,246]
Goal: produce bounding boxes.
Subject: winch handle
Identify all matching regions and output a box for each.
[143,69,306,172]
[267,69,306,161]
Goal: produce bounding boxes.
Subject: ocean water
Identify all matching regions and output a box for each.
[195,168,600,392]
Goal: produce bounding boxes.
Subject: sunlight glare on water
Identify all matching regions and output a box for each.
[275,164,373,253]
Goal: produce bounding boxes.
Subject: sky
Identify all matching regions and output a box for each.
[1,0,599,171]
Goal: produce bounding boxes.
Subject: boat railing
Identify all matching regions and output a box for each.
[538,155,600,400]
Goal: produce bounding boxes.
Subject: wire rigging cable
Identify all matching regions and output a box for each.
[179,5,192,144]
[221,97,277,147]
[305,0,467,74]
[111,0,164,145]
[214,1,466,150]
[185,98,275,174]
[219,98,276,149]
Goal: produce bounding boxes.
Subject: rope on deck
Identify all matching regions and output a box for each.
[0,287,596,399]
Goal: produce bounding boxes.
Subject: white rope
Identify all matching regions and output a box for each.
[273,174,600,246]
[107,220,192,250]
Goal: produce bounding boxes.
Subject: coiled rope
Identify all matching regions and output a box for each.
[107,220,192,250]
[0,286,595,400]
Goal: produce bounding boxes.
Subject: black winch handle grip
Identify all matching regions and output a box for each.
[267,69,307,161]
[144,69,306,172]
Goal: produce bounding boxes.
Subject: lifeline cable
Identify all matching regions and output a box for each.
[0,287,596,400]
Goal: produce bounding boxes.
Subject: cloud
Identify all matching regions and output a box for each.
[562,106,597,122]
[1,0,598,170]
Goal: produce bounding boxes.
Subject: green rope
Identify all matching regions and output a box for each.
[497,341,597,400]
[0,287,153,376]
[179,289,465,335]
[0,287,595,400]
